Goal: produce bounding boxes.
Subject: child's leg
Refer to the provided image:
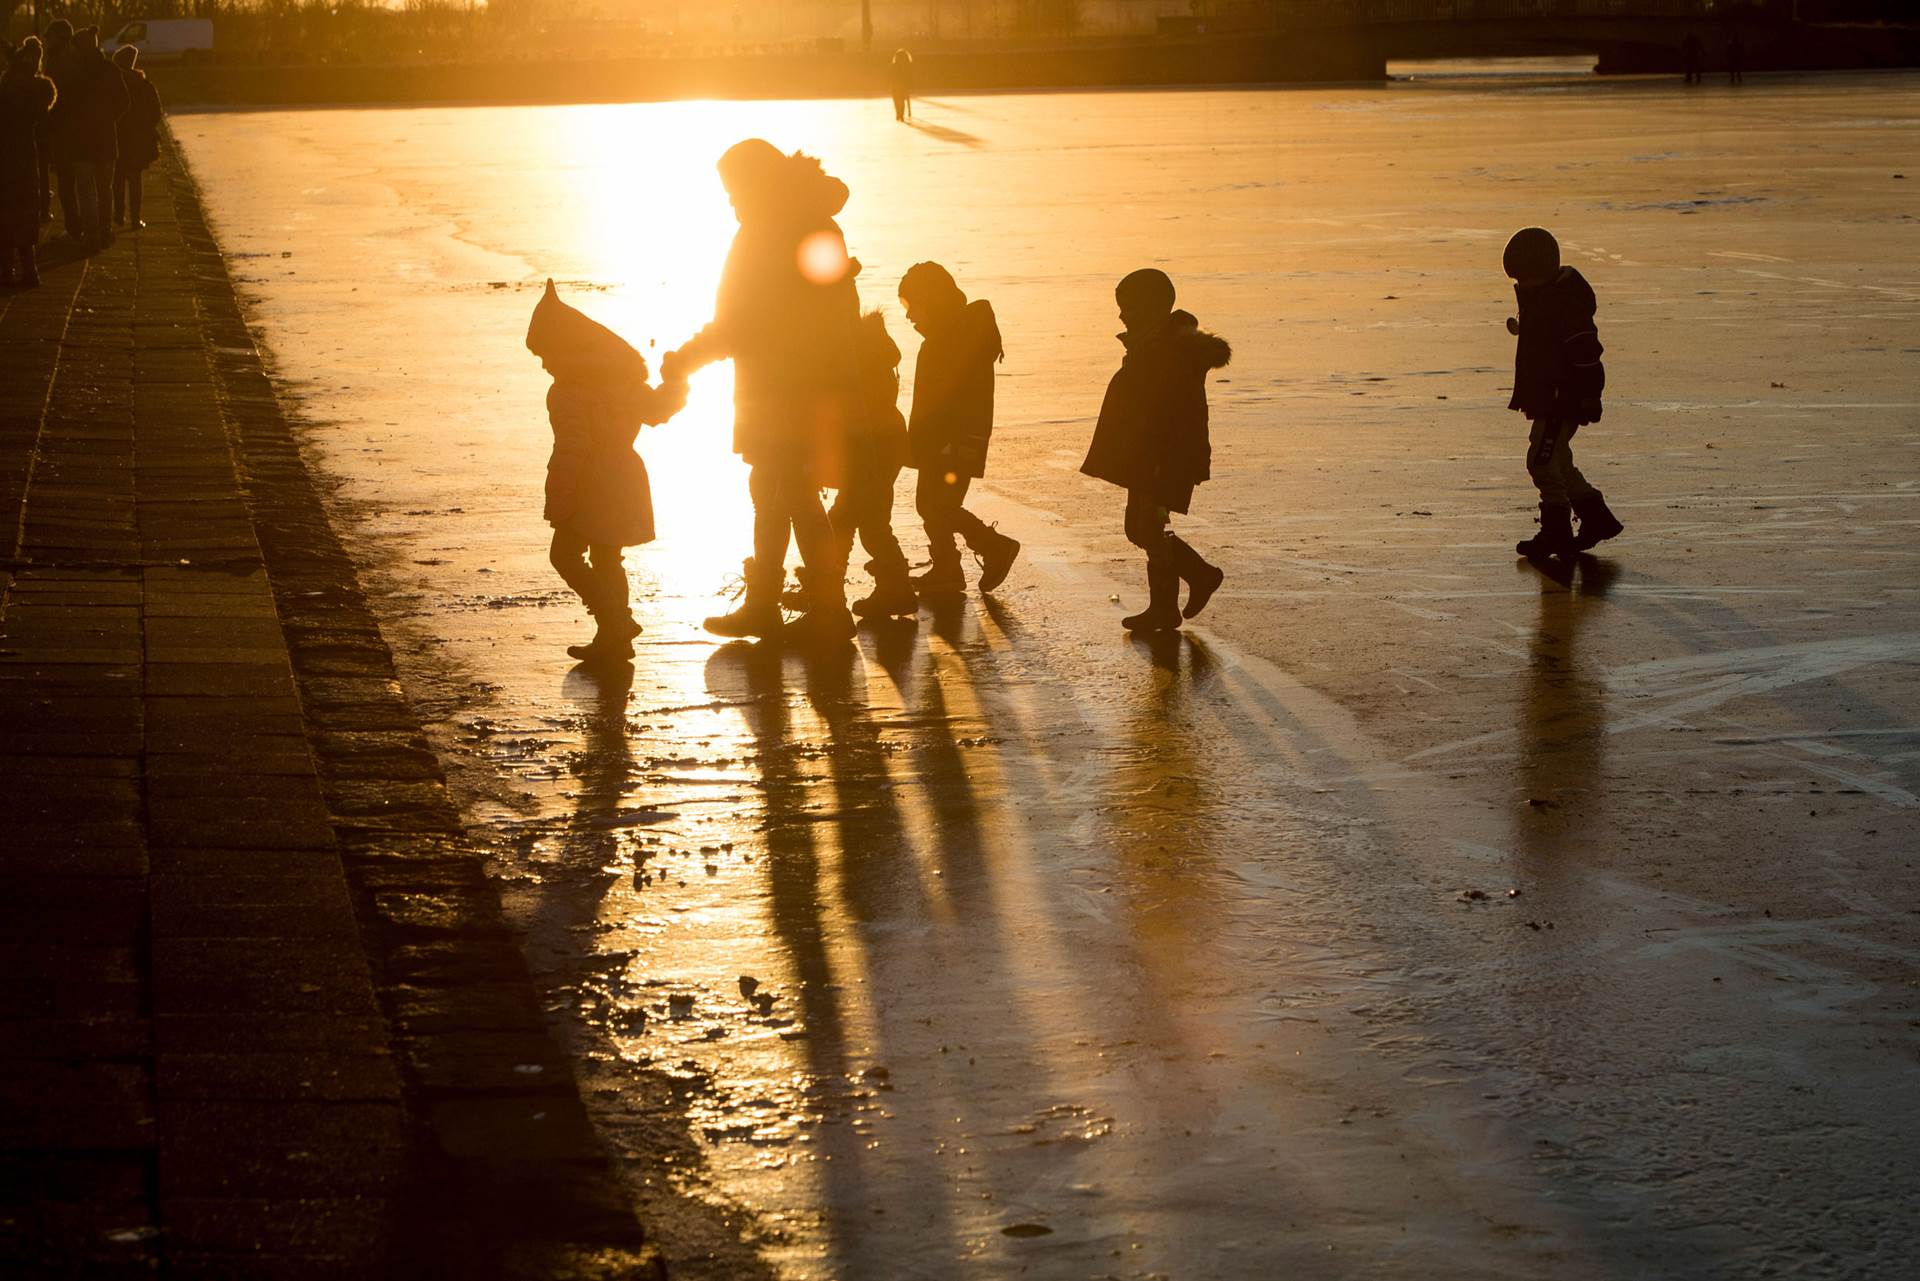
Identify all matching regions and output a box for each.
[549,529,600,612]
[1123,489,1173,565]
[1122,489,1181,629]
[587,544,629,622]
[1556,428,1598,505]
[1526,419,1573,509]
[916,469,963,566]
[857,465,910,587]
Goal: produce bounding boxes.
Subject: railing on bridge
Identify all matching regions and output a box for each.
[1257,0,1742,26]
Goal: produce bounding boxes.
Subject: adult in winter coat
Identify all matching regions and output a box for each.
[0,39,57,287]
[528,279,688,663]
[897,261,1019,594]
[1080,268,1231,632]
[59,28,126,246]
[1502,226,1623,558]
[110,45,161,229]
[666,138,863,644]
[38,20,72,232]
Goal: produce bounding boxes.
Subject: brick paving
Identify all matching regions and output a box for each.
[1,140,659,1277]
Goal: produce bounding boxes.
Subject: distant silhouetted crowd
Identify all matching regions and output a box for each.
[0,20,164,287]
[529,141,1624,665]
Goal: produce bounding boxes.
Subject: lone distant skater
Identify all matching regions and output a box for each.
[890,49,913,122]
[1726,30,1745,85]
[527,280,687,663]
[1503,227,1623,559]
[897,262,1019,596]
[1080,269,1230,633]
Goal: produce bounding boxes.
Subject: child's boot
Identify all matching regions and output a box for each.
[1571,491,1624,550]
[1516,503,1576,558]
[967,525,1021,593]
[852,560,919,620]
[567,609,640,663]
[1122,561,1183,633]
[912,547,966,595]
[1168,535,1224,620]
[705,558,784,639]
[783,561,856,645]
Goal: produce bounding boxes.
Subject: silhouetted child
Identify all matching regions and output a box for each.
[526,280,686,663]
[1080,269,1229,632]
[890,50,914,122]
[898,262,1018,595]
[1503,227,1623,558]
[828,310,918,620]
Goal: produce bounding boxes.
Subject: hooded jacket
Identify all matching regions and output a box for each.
[114,65,162,170]
[907,298,1002,479]
[1080,310,1231,514]
[527,280,682,548]
[1509,266,1605,426]
[849,309,909,477]
[677,153,861,470]
[0,62,56,241]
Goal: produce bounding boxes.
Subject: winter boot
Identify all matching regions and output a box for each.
[912,550,967,595]
[1122,560,1183,633]
[1515,503,1576,558]
[1571,491,1625,551]
[783,556,856,646]
[852,561,919,620]
[969,526,1021,593]
[1168,536,1224,620]
[704,559,784,639]
[568,612,640,663]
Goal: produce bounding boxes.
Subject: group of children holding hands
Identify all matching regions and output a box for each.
[530,138,1621,665]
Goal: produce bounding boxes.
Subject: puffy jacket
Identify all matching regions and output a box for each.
[1508,266,1605,426]
[907,298,1002,479]
[1080,310,1231,514]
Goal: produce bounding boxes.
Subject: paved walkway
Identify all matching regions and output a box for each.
[1,143,658,1276]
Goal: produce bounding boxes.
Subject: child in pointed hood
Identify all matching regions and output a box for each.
[1080,268,1231,633]
[527,279,687,663]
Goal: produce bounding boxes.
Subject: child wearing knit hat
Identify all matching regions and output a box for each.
[1503,227,1625,559]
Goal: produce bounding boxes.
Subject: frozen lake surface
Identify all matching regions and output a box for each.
[174,75,1920,1279]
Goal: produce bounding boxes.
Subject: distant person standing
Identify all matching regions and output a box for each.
[890,49,913,122]
[1502,227,1623,559]
[1726,30,1745,85]
[110,45,161,230]
[1682,32,1703,85]
[1080,269,1230,633]
[1,37,57,287]
[62,28,127,246]
[897,261,1019,596]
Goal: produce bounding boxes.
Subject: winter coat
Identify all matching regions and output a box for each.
[907,298,1002,479]
[0,68,55,243]
[1080,310,1231,515]
[59,47,126,163]
[114,67,161,171]
[528,279,682,548]
[847,310,908,479]
[676,156,861,474]
[1508,266,1605,426]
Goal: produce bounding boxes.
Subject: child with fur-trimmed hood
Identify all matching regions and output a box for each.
[527,280,687,663]
[1080,268,1231,633]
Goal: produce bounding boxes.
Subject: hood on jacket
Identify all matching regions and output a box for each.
[960,299,1005,363]
[1123,309,1231,369]
[1519,265,1597,320]
[526,279,647,381]
[0,65,56,108]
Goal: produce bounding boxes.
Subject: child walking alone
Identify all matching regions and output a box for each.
[1080,269,1229,632]
[898,262,1019,595]
[1503,226,1624,558]
[526,280,686,663]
